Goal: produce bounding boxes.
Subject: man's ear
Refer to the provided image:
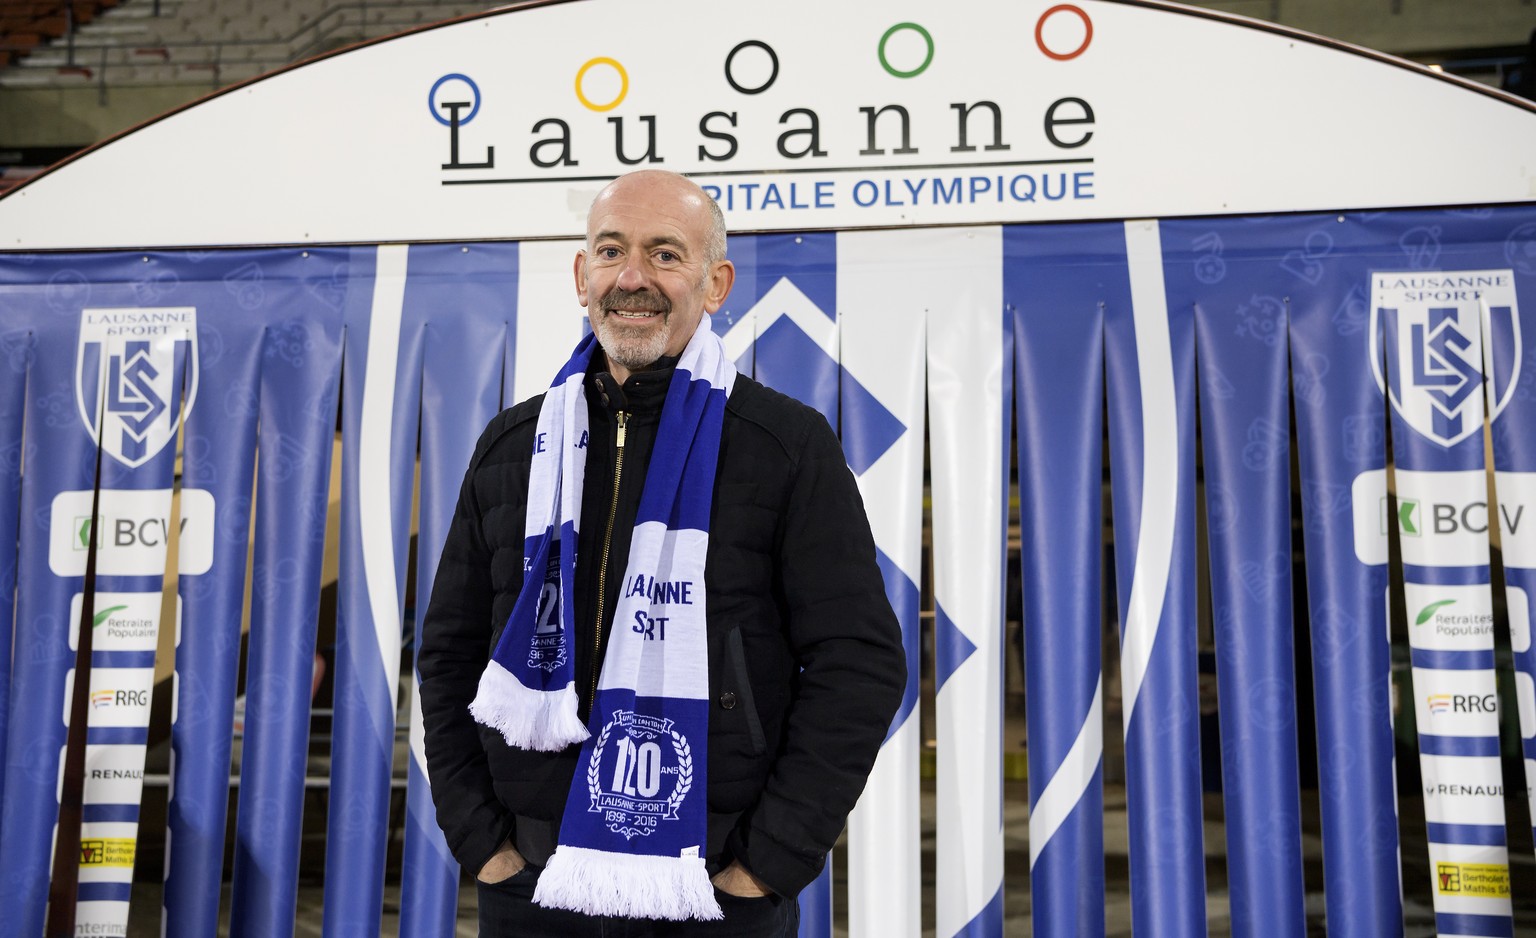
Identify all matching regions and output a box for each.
[573,250,590,307]
[702,260,736,314]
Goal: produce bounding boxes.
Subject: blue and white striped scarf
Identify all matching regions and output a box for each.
[470,316,733,921]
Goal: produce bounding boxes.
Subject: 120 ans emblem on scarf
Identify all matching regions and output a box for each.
[527,553,567,672]
[587,710,694,840]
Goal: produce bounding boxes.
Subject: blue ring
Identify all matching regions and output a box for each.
[429,73,481,127]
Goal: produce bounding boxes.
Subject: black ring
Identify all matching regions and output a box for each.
[725,40,779,95]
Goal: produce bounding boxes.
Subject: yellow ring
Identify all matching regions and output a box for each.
[574,57,628,112]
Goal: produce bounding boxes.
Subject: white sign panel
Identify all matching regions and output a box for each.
[1,0,1534,249]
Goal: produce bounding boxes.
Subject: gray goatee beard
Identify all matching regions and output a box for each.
[596,287,672,371]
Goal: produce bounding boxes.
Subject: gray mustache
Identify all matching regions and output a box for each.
[600,288,671,314]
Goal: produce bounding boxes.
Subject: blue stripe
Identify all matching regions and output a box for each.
[89,650,156,669]
[1427,822,1507,846]
[83,803,141,823]
[1411,648,1495,670]
[950,884,1003,938]
[78,881,133,903]
[933,600,977,692]
[874,547,920,743]
[85,727,147,745]
[1404,564,1490,585]
[1436,912,1513,937]
[1418,734,1501,757]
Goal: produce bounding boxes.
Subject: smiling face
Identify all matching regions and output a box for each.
[575,171,734,383]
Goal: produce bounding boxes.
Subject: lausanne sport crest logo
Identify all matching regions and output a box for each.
[1370,270,1521,448]
[75,308,199,469]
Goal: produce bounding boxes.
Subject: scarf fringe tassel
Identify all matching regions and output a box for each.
[534,845,724,921]
[469,660,589,751]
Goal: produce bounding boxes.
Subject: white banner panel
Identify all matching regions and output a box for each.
[513,239,588,404]
[927,226,1006,937]
[3,0,1535,249]
[839,228,938,938]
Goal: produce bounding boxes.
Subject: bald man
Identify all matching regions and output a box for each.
[419,171,904,937]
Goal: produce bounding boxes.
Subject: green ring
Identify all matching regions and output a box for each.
[878,22,933,78]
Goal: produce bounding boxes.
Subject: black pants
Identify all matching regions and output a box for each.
[476,864,800,938]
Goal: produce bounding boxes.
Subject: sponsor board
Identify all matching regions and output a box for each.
[68,592,166,653]
[1421,754,1505,826]
[1426,843,1514,915]
[49,488,215,577]
[1509,585,1529,654]
[64,667,154,729]
[1435,861,1510,899]
[1403,583,1496,650]
[75,307,199,470]
[1495,472,1536,568]
[1370,270,1520,449]
[55,744,147,805]
[1412,669,1500,737]
[69,821,138,883]
[1351,468,1388,566]
[1391,470,1493,568]
[1528,759,1536,822]
[77,837,135,869]
[73,904,129,937]
[1518,672,1533,740]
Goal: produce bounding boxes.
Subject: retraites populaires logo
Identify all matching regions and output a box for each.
[75,308,199,470]
[426,8,1101,212]
[1370,270,1521,449]
[1411,598,1495,639]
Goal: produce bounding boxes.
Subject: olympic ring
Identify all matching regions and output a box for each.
[877,22,934,79]
[575,57,629,112]
[428,73,480,127]
[1035,5,1093,61]
[725,40,779,94]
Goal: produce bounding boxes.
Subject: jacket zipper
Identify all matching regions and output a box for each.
[590,410,628,713]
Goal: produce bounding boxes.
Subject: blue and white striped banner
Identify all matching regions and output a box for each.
[400,242,521,935]
[163,251,298,937]
[1378,256,1516,934]
[1106,221,1208,935]
[840,229,931,938]
[927,226,1009,938]
[5,208,1536,935]
[226,255,346,937]
[1284,213,1406,937]
[1007,222,1109,938]
[1483,218,1536,856]
[1168,217,1308,937]
[326,244,416,937]
[721,232,841,936]
[0,323,24,829]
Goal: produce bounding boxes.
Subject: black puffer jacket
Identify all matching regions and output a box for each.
[418,360,905,899]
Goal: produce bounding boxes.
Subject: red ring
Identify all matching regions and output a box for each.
[1035,4,1093,61]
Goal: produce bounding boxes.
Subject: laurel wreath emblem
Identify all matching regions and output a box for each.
[585,717,695,836]
[586,721,613,804]
[667,729,693,816]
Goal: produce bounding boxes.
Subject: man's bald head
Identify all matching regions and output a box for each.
[587,170,727,265]
[574,169,737,383]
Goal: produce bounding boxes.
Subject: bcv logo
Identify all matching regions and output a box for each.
[1369,270,1520,448]
[75,307,199,469]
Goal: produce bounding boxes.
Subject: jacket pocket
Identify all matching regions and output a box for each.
[726,626,766,756]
